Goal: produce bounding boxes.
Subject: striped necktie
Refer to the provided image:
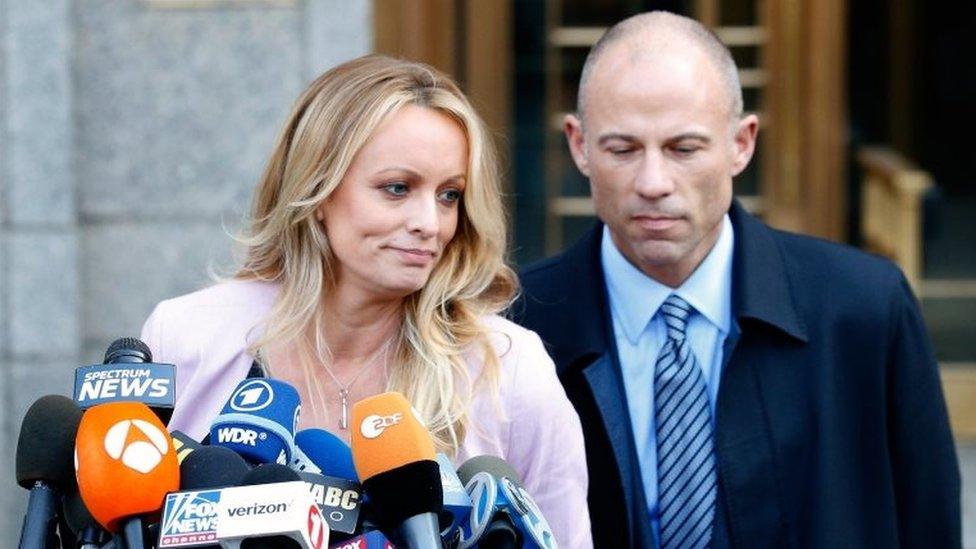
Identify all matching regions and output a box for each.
[655,294,716,549]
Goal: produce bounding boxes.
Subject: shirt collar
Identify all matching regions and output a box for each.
[601,215,735,344]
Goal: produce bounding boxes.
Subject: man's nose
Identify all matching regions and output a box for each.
[634,152,675,199]
[406,194,439,238]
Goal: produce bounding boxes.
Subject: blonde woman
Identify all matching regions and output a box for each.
[140,55,591,546]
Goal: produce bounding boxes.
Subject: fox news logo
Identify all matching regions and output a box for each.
[74,363,175,408]
[159,490,221,547]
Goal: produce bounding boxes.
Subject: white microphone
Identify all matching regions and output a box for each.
[217,481,328,548]
[157,482,329,549]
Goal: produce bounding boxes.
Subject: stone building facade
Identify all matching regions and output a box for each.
[0,0,371,534]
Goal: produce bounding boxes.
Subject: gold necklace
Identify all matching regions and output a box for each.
[319,337,394,429]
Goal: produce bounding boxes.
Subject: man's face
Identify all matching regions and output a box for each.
[566,43,757,286]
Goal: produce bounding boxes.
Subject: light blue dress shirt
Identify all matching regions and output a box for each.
[600,215,734,542]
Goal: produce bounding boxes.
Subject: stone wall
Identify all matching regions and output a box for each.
[0,0,371,535]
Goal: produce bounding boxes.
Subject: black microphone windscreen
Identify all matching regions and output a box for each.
[16,394,84,490]
[180,446,252,490]
[239,463,301,486]
[104,337,153,363]
[457,455,523,487]
[362,459,443,528]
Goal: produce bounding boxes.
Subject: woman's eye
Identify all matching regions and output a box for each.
[438,188,462,203]
[382,182,409,196]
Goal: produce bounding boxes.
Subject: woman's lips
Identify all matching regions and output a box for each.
[389,246,436,265]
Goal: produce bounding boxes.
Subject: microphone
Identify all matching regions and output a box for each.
[218,481,329,549]
[210,378,301,465]
[180,446,252,490]
[144,446,249,549]
[158,489,223,547]
[456,456,557,549]
[62,490,110,549]
[291,429,363,537]
[350,392,442,549]
[294,429,358,481]
[158,473,328,549]
[233,464,305,549]
[75,401,180,549]
[297,472,362,537]
[73,337,177,425]
[234,466,326,548]
[172,430,205,465]
[435,453,473,547]
[16,394,84,549]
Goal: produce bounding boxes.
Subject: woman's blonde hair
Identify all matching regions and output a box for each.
[234,54,517,455]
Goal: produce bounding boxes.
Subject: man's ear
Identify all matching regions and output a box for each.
[730,113,759,177]
[564,113,590,177]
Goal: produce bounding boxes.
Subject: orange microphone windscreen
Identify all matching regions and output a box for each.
[350,392,436,482]
[75,401,180,532]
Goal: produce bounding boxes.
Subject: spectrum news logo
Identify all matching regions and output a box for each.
[74,363,175,407]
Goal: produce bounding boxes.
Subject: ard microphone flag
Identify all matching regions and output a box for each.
[210,378,301,465]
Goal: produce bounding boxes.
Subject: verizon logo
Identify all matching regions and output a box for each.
[226,502,288,517]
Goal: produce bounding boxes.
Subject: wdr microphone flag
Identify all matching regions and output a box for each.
[74,363,176,409]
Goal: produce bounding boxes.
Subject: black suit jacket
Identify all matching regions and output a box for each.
[514,202,960,548]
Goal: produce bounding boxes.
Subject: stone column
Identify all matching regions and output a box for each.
[1,0,78,536]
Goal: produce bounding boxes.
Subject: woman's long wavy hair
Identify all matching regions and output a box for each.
[233,54,517,455]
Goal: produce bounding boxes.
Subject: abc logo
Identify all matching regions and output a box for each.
[360,413,403,439]
[230,380,274,412]
[103,419,170,474]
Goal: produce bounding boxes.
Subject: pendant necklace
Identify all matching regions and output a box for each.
[320,337,394,430]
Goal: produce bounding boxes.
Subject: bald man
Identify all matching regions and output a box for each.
[514,11,960,548]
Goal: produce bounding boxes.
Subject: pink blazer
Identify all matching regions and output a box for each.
[140,279,592,547]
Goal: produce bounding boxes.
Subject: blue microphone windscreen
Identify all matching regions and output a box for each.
[295,428,358,482]
[210,378,301,465]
